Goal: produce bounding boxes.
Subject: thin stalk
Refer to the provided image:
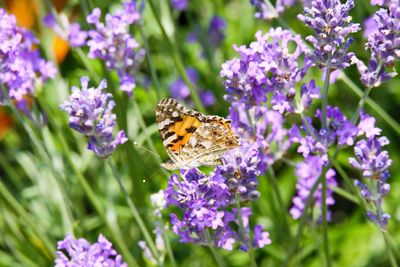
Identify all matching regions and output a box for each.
[163,232,177,267]
[107,159,162,266]
[351,86,372,124]
[267,168,291,237]
[234,194,257,267]
[147,0,206,113]
[340,74,400,137]
[383,232,399,267]
[205,230,227,267]
[321,55,332,129]
[282,175,323,267]
[321,169,331,267]
[0,180,55,260]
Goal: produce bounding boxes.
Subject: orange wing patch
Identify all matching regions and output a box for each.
[169,115,202,152]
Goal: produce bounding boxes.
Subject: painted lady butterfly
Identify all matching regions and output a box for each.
[156,98,240,170]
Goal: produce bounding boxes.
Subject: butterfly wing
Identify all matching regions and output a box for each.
[156,98,205,168]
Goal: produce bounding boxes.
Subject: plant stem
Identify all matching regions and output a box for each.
[351,86,372,124]
[107,159,162,266]
[282,175,323,267]
[234,194,257,267]
[147,0,206,113]
[321,168,331,267]
[163,232,177,267]
[205,230,227,267]
[383,232,399,267]
[340,74,400,137]
[267,168,291,237]
[321,55,332,129]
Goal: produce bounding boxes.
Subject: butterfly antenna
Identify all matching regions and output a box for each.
[141,167,171,183]
[132,141,161,160]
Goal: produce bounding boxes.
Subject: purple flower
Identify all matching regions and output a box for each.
[349,114,392,229]
[221,27,311,111]
[60,77,128,158]
[86,1,144,95]
[250,0,297,20]
[0,9,56,109]
[354,1,400,87]
[169,68,215,107]
[171,0,188,10]
[298,0,360,69]
[290,156,337,220]
[164,164,271,250]
[208,16,226,49]
[371,0,390,5]
[55,233,127,267]
[43,13,87,47]
[229,102,291,165]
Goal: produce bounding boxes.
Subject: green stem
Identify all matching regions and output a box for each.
[0,180,55,260]
[340,74,400,137]
[205,230,227,267]
[107,159,162,266]
[282,175,323,267]
[321,55,332,129]
[234,194,257,267]
[383,232,399,267]
[267,168,291,237]
[147,0,206,113]
[321,169,331,267]
[163,232,177,267]
[351,86,372,124]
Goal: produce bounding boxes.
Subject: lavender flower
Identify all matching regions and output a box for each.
[208,16,226,49]
[349,114,392,229]
[250,0,297,20]
[290,156,337,220]
[298,0,360,69]
[169,68,215,107]
[355,1,400,87]
[60,77,128,158]
[0,9,56,109]
[171,0,188,11]
[86,1,144,95]
[43,13,87,47]
[221,27,311,112]
[164,159,271,250]
[55,234,127,267]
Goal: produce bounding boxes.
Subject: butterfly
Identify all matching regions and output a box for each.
[156,98,240,170]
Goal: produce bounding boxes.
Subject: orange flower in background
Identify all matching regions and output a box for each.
[0,109,13,140]
[53,35,70,64]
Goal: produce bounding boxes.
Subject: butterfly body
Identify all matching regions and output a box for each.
[156,98,239,171]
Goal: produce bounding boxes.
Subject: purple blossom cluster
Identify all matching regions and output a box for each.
[0,8,56,110]
[55,233,127,267]
[355,0,400,87]
[165,162,271,251]
[169,68,215,107]
[290,156,337,220]
[43,13,87,47]
[86,0,144,95]
[349,113,392,229]
[250,0,298,20]
[171,0,188,11]
[289,106,359,220]
[298,0,360,69]
[221,27,314,113]
[60,77,128,158]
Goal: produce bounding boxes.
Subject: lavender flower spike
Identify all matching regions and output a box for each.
[298,0,360,69]
[86,0,144,95]
[55,233,127,267]
[60,77,128,158]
